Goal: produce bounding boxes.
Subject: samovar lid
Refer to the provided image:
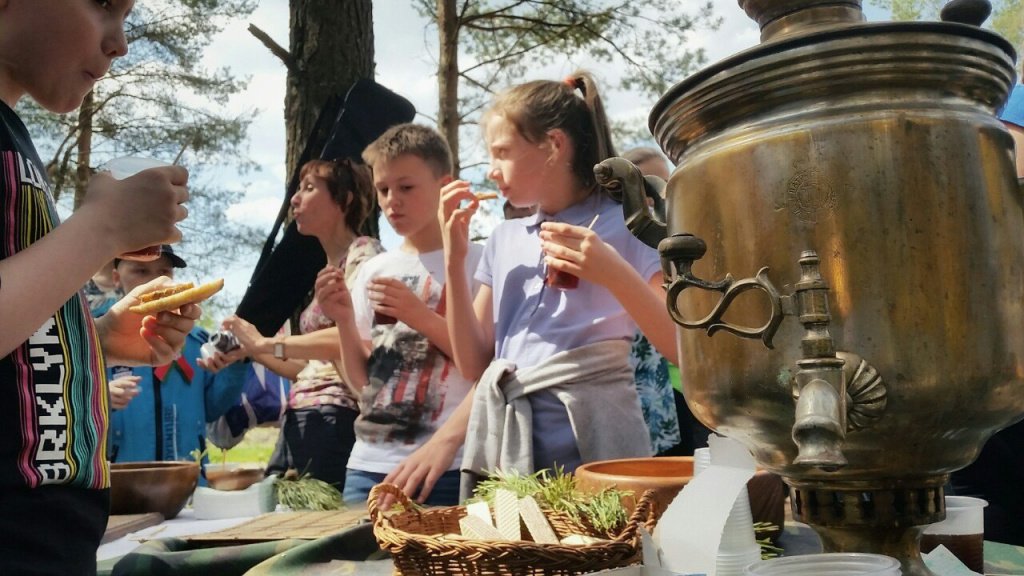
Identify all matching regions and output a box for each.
[649,1,1017,161]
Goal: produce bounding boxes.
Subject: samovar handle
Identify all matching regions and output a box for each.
[595,157,787,347]
[594,157,668,250]
[658,234,787,349]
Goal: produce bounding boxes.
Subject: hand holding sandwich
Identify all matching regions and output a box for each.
[94,276,207,367]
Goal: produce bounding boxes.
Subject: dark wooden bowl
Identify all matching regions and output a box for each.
[110,461,199,519]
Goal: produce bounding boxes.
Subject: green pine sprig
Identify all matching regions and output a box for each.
[274,470,345,511]
[470,467,632,534]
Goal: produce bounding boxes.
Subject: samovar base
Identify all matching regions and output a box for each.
[789,480,947,576]
[814,524,933,576]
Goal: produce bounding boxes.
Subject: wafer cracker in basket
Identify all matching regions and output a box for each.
[465,500,494,527]
[459,515,505,541]
[129,279,224,315]
[495,489,521,540]
[519,495,559,544]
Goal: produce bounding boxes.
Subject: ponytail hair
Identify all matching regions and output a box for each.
[484,70,617,192]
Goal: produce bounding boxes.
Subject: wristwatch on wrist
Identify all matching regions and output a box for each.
[273,340,287,360]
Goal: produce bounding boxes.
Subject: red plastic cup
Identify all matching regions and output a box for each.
[374,311,397,325]
[118,245,163,262]
[546,265,579,290]
[103,156,173,262]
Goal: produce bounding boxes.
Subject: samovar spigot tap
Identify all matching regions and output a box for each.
[787,250,848,470]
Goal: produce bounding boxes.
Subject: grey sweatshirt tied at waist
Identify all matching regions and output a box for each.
[460,339,651,501]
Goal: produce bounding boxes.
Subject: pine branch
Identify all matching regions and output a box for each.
[461,0,534,25]
[248,23,296,72]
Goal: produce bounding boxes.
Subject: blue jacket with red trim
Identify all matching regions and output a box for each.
[107,327,247,464]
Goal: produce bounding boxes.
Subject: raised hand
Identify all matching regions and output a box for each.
[438,179,481,264]
[220,315,265,356]
[314,265,354,324]
[82,167,190,257]
[367,277,431,329]
[539,220,628,289]
[108,374,141,410]
[96,276,200,367]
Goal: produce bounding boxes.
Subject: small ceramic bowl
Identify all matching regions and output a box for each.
[109,461,200,519]
[205,465,266,491]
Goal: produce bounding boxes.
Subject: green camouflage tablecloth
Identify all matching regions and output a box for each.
[99,520,1024,576]
[984,540,1024,575]
[97,523,390,576]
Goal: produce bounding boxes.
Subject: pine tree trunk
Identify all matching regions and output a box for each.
[286,0,374,180]
[437,0,460,177]
[73,90,95,210]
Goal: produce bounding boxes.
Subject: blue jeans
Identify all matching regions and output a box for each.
[343,468,462,507]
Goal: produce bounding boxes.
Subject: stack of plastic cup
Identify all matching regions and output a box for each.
[694,447,763,576]
[743,553,902,575]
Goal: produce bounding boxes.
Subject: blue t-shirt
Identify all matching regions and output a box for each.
[476,191,662,369]
[999,84,1024,127]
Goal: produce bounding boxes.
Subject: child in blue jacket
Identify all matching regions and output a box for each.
[103,245,247,464]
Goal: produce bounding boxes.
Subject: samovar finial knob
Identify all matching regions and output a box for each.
[737,1,865,41]
[940,0,993,26]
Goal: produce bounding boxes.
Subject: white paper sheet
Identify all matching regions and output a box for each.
[922,544,983,576]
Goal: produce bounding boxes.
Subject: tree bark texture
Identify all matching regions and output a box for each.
[437,0,461,176]
[286,0,374,181]
[74,90,95,210]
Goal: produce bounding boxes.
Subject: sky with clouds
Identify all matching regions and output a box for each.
[202,0,889,307]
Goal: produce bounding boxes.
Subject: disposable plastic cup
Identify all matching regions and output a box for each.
[103,156,172,262]
[694,447,711,475]
[743,553,902,575]
[720,485,756,550]
[693,446,758,553]
[104,156,171,180]
[920,495,987,573]
[716,544,762,576]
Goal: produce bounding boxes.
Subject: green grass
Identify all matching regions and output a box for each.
[210,426,278,466]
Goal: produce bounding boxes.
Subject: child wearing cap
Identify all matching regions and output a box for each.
[104,246,248,466]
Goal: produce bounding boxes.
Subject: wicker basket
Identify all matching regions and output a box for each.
[369,482,658,576]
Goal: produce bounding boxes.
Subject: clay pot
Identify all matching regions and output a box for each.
[109,461,199,519]
[575,457,787,540]
[575,456,694,519]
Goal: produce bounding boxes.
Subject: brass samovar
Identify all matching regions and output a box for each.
[602,1,1023,574]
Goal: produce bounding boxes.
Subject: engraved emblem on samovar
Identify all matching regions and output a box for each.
[778,167,837,223]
